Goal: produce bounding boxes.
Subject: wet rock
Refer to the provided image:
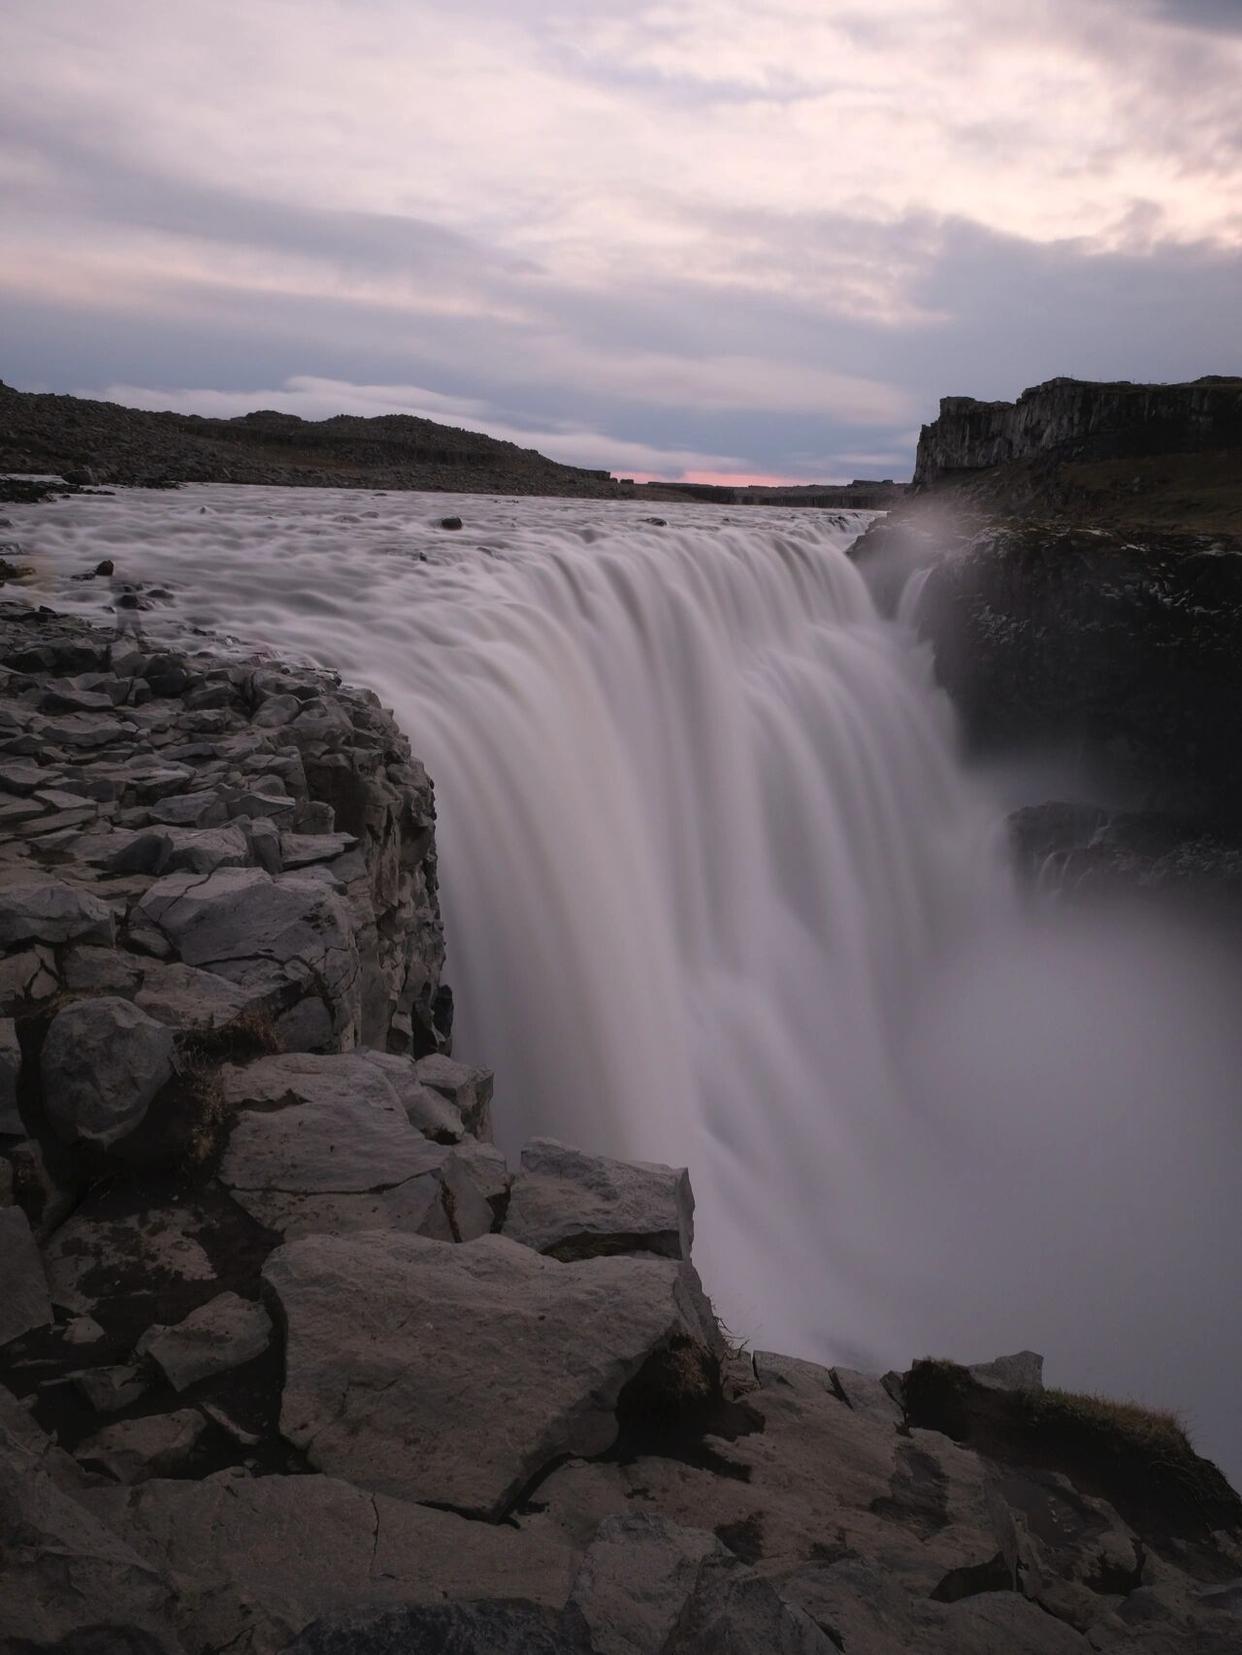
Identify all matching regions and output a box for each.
[77,1408,206,1483]
[439,515,464,530]
[139,1291,273,1391]
[44,1202,217,1314]
[42,996,176,1147]
[0,1204,53,1345]
[263,1231,717,1519]
[285,1601,593,1655]
[0,874,115,948]
[504,1138,694,1262]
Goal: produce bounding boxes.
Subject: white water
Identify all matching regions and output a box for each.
[10,484,1242,1481]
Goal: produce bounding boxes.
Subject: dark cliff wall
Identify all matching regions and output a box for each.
[913,376,1242,485]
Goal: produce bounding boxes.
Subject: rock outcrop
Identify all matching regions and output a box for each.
[914,376,1242,485]
[902,520,1242,823]
[2,603,1239,1655]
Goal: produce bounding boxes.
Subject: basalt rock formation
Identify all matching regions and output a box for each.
[0,381,622,497]
[914,376,1242,485]
[1,604,1240,1654]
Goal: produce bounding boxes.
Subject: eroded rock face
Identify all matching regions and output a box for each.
[0,607,445,1056]
[914,521,1242,821]
[263,1231,718,1520]
[913,376,1242,485]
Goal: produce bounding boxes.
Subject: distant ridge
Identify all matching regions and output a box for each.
[0,381,624,497]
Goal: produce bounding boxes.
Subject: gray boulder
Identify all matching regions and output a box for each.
[412,1053,494,1139]
[135,867,361,1047]
[968,1350,1044,1393]
[219,1055,449,1239]
[831,1366,905,1428]
[139,1291,272,1391]
[569,1513,724,1655]
[0,875,115,948]
[504,1138,693,1261]
[0,1204,53,1346]
[263,1231,716,1519]
[42,996,175,1146]
[77,1409,206,1484]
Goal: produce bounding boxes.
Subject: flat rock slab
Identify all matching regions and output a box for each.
[44,1202,218,1314]
[77,1408,206,1484]
[220,1054,450,1238]
[503,1138,694,1261]
[140,1290,273,1390]
[87,1471,576,1655]
[0,1205,53,1346]
[263,1231,714,1520]
[0,875,115,949]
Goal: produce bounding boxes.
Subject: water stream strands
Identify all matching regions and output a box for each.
[16,485,1242,1482]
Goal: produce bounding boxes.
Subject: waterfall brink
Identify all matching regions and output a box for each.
[22,485,1242,1480]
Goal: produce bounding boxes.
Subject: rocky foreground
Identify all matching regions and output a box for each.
[2,603,1241,1655]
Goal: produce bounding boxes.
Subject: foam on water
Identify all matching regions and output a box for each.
[11,483,1242,1479]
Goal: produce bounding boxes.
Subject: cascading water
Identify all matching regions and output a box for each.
[15,485,1242,1481]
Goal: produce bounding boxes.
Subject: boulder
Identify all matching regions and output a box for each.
[0,1204,53,1345]
[77,1409,206,1484]
[441,1140,511,1240]
[139,1291,272,1391]
[44,1201,217,1314]
[135,867,361,1046]
[42,996,176,1147]
[219,1055,449,1239]
[413,1052,493,1138]
[263,1231,717,1519]
[0,875,115,948]
[968,1350,1044,1394]
[568,1513,724,1655]
[831,1366,906,1428]
[503,1138,693,1262]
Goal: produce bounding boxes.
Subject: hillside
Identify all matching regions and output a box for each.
[0,381,625,497]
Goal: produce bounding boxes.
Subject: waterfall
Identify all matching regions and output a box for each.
[20,485,1242,1481]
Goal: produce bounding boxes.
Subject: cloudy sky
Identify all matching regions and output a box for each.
[3,0,1241,482]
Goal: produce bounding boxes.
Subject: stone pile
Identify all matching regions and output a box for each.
[2,607,1240,1655]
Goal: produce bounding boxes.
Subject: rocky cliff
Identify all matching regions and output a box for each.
[2,604,1240,1655]
[0,382,621,496]
[913,376,1242,486]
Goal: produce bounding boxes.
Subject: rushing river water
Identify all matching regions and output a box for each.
[11,484,1242,1482]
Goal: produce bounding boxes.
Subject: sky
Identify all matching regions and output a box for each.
[2,0,1241,483]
